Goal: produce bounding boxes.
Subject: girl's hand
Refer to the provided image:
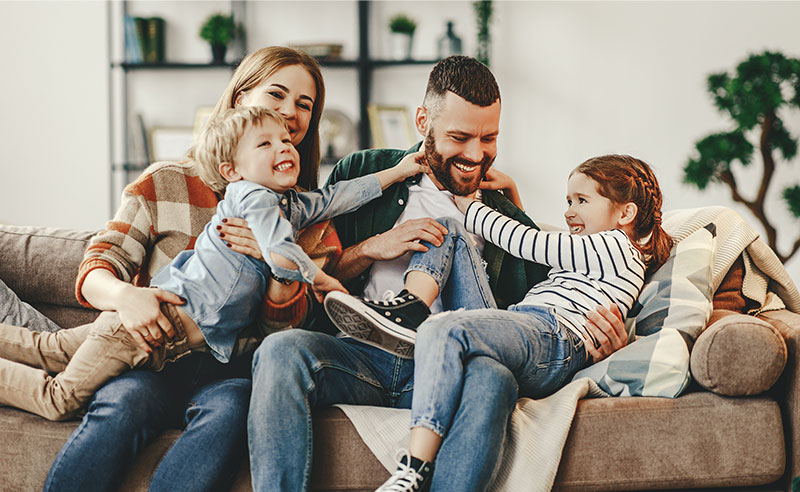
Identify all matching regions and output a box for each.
[311,271,348,303]
[116,285,184,353]
[453,190,479,214]
[217,217,263,260]
[480,167,524,210]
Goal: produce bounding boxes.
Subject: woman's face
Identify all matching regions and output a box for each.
[236,64,316,146]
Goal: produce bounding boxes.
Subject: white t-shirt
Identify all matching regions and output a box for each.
[362,174,484,313]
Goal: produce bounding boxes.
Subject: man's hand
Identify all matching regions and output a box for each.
[116,285,183,353]
[311,271,348,303]
[362,218,449,262]
[217,217,262,260]
[585,304,628,362]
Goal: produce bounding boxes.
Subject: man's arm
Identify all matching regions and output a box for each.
[332,218,449,282]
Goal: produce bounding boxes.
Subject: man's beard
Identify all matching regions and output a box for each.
[424,129,494,196]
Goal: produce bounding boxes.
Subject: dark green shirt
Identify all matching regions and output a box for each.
[326,144,549,309]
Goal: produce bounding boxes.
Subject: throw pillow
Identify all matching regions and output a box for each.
[573,224,715,397]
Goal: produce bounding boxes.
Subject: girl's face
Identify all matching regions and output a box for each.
[235,64,316,147]
[564,172,625,235]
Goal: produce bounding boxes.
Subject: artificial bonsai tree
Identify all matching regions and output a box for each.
[684,51,800,263]
[199,13,237,64]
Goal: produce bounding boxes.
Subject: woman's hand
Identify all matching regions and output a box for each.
[115,285,184,353]
[585,304,628,362]
[217,217,262,260]
[480,167,524,210]
[311,271,348,303]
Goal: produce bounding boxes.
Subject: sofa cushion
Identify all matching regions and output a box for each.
[553,392,785,491]
[691,310,787,396]
[0,225,98,328]
[573,226,714,397]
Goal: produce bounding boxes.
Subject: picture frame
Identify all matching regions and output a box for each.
[193,106,215,138]
[368,104,415,149]
[149,127,194,162]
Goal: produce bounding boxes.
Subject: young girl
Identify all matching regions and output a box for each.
[325,154,673,491]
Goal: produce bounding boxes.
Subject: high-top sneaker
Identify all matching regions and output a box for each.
[324,290,430,358]
[376,450,434,492]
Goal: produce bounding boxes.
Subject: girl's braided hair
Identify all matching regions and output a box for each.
[573,154,673,274]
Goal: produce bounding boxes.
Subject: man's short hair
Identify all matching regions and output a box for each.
[194,106,287,194]
[423,55,500,117]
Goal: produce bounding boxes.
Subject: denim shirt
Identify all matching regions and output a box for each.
[152,175,382,362]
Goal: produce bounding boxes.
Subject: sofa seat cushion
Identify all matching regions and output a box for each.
[553,392,784,491]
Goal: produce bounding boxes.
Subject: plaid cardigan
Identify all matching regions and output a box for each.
[76,161,341,326]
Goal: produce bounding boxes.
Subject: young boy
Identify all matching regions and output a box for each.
[0,106,425,421]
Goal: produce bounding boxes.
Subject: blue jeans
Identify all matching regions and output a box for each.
[406,217,496,312]
[44,351,252,492]
[412,305,588,440]
[248,330,518,492]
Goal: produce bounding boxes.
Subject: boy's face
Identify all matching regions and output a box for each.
[233,120,300,193]
[564,172,623,235]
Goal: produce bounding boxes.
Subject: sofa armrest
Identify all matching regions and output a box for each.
[759,309,800,486]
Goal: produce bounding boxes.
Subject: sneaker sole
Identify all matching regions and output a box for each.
[324,294,416,359]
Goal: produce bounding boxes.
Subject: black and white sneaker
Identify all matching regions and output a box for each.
[376,449,433,492]
[324,290,430,359]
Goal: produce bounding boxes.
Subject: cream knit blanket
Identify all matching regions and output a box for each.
[336,377,607,492]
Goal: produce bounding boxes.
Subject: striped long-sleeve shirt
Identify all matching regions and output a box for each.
[465,202,646,347]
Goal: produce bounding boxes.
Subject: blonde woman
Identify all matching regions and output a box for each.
[41,46,335,492]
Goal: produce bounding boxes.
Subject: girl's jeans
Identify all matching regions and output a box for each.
[406,217,589,438]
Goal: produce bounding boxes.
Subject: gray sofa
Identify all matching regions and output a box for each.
[0,223,798,492]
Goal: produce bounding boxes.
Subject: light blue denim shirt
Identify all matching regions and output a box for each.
[151,174,381,362]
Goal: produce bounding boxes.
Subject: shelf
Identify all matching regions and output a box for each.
[316,58,440,68]
[114,62,240,70]
[112,162,149,172]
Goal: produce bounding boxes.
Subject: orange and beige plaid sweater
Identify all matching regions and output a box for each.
[76,161,342,327]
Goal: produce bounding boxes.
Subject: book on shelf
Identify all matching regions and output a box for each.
[127,16,166,64]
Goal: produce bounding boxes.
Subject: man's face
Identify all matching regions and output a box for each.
[422,92,500,196]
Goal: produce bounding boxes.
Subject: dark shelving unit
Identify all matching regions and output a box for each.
[108,0,438,214]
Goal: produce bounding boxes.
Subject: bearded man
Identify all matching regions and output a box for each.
[247,55,627,492]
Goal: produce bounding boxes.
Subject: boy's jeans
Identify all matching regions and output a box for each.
[0,303,191,420]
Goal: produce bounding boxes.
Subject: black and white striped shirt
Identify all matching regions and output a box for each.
[465,202,646,348]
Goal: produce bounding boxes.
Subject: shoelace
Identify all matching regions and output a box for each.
[379,450,424,491]
[364,290,408,307]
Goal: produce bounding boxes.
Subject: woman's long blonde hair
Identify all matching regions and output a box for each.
[204,46,325,191]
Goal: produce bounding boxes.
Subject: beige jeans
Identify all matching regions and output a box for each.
[0,303,192,421]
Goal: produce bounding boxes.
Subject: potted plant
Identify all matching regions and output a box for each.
[199,13,237,64]
[389,13,416,60]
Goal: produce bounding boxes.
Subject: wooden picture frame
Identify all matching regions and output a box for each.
[368,105,415,149]
[149,127,194,162]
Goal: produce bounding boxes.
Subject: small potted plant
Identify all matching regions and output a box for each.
[199,13,237,64]
[389,13,416,60]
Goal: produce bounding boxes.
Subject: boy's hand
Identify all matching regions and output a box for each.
[311,271,348,303]
[394,150,429,181]
[116,285,183,353]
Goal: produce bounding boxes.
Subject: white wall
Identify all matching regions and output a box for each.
[1,0,798,284]
[0,1,108,230]
[491,1,800,283]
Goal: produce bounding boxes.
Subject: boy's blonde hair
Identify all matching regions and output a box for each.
[194,106,288,194]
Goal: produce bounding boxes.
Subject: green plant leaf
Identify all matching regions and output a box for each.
[784,185,800,218]
[683,131,753,189]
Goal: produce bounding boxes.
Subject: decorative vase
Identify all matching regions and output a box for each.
[211,43,227,64]
[437,21,463,58]
[390,32,413,60]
